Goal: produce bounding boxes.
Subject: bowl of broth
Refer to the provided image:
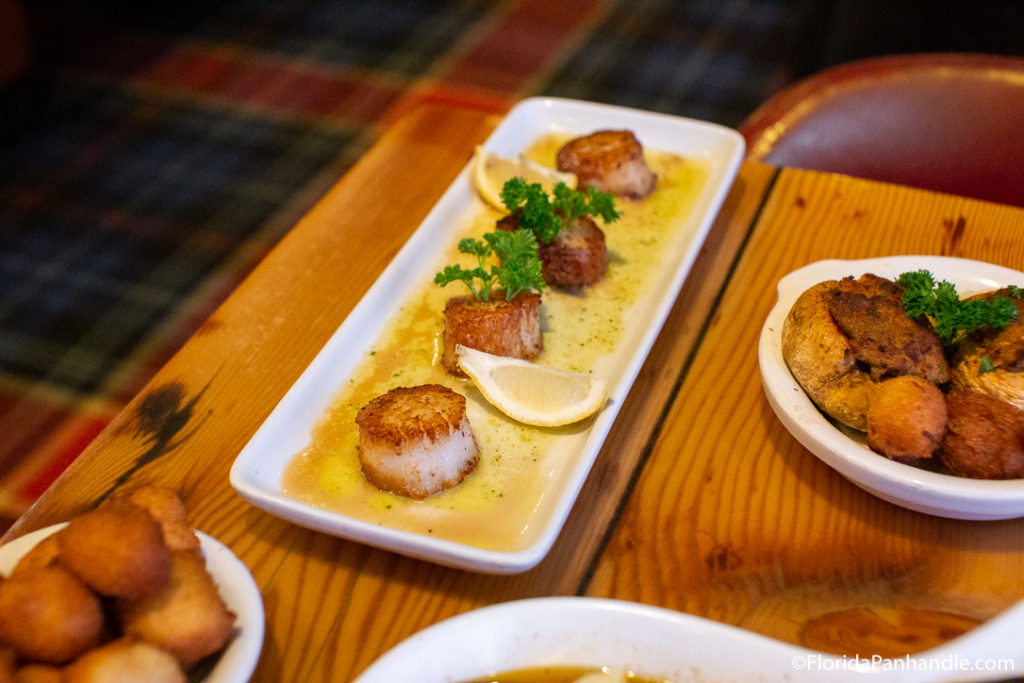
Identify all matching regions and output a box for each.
[353,597,1024,683]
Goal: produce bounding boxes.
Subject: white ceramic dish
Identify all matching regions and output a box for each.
[759,255,1024,520]
[229,97,744,573]
[353,596,1024,682]
[0,524,264,683]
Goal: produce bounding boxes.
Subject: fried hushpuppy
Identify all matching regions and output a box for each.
[357,385,480,499]
[497,211,607,288]
[867,375,947,461]
[556,130,657,199]
[0,646,15,683]
[59,500,170,599]
[11,532,63,576]
[0,565,104,664]
[65,638,185,683]
[12,664,63,683]
[941,390,1024,479]
[119,551,235,668]
[442,290,542,377]
[122,486,200,554]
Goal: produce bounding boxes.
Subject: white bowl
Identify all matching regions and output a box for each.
[0,524,264,682]
[759,255,1024,520]
[353,596,1024,682]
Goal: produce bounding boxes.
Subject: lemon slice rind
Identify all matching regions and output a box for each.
[456,345,607,427]
[472,146,577,211]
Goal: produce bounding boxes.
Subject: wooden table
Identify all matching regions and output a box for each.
[7,103,1024,681]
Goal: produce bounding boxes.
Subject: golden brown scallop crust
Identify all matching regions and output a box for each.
[356,385,479,499]
[556,129,657,199]
[356,385,468,447]
[442,291,542,376]
[497,212,607,288]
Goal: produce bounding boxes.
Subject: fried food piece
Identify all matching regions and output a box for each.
[12,664,63,683]
[442,290,542,376]
[828,274,949,383]
[782,280,876,430]
[119,551,235,668]
[941,390,1024,479]
[782,274,948,431]
[539,216,607,288]
[0,565,103,664]
[0,647,15,683]
[950,288,1024,410]
[357,385,480,499]
[556,130,657,199]
[65,638,185,683]
[122,486,200,554]
[867,375,947,461]
[59,500,170,599]
[11,532,63,576]
[497,212,607,288]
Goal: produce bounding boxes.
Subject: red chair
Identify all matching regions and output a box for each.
[739,53,1024,208]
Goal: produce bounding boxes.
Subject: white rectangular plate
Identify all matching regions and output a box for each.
[230,97,744,573]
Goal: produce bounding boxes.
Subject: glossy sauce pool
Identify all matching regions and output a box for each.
[282,136,709,552]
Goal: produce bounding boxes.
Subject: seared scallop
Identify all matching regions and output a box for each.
[556,129,657,199]
[356,385,480,499]
[497,212,607,289]
[442,291,542,377]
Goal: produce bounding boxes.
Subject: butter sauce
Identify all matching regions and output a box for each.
[282,135,709,551]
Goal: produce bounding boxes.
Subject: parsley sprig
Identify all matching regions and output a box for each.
[896,270,1019,348]
[434,228,545,302]
[500,178,620,243]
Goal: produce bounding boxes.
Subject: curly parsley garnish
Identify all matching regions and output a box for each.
[434,228,545,302]
[896,269,1018,348]
[500,178,620,243]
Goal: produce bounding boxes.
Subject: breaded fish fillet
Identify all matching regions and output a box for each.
[556,129,657,199]
[442,291,542,377]
[356,385,479,499]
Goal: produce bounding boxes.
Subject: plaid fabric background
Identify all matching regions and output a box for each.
[3,0,1017,530]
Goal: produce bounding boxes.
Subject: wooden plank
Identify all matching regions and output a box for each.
[587,168,1024,657]
[3,104,776,681]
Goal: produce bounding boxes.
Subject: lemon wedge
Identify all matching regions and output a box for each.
[456,345,607,427]
[472,146,577,211]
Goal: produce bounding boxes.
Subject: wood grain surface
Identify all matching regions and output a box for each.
[587,169,1024,656]
[5,103,1024,681]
